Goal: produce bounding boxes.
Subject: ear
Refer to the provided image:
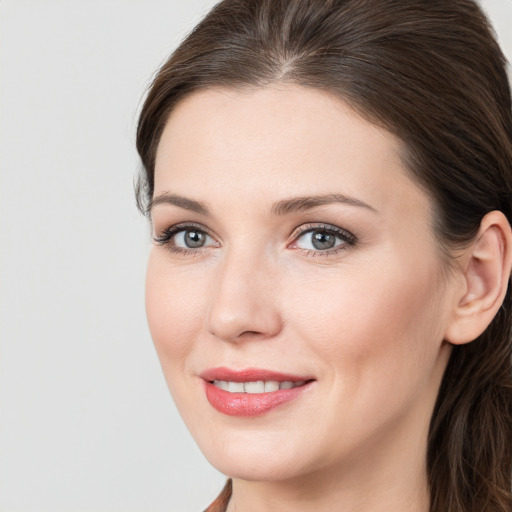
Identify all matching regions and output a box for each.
[444,211,512,345]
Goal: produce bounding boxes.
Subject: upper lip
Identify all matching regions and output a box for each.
[200,367,314,383]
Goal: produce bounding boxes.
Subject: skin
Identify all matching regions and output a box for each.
[146,85,464,512]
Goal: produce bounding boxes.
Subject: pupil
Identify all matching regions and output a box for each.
[312,230,335,250]
[185,230,205,248]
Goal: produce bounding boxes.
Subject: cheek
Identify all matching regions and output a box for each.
[285,258,445,385]
[280,260,448,452]
[145,252,207,365]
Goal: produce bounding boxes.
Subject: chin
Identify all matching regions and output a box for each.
[194,428,313,482]
[197,431,334,482]
[209,455,304,482]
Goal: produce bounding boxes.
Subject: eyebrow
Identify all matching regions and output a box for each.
[271,193,378,215]
[148,193,210,216]
[149,192,378,216]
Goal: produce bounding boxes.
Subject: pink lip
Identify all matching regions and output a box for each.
[200,367,313,383]
[200,367,315,417]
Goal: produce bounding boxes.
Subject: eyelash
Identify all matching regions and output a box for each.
[289,223,357,257]
[153,222,216,256]
[153,222,357,257]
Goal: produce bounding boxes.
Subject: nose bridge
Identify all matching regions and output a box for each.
[206,243,281,342]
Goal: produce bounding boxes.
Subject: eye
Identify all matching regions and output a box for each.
[153,224,218,253]
[292,224,356,253]
[174,229,211,249]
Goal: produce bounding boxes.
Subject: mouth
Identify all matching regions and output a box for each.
[212,379,307,393]
[200,367,315,417]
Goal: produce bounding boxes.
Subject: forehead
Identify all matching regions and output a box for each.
[154,84,429,219]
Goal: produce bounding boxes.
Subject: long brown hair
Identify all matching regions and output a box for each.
[136,1,512,510]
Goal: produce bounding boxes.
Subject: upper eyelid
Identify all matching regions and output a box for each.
[154,221,212,237]
[290,223,356,240]
[153,223,219,253]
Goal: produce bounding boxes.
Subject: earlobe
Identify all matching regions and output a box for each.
[444,211,512,345]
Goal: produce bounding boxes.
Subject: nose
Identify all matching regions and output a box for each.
[206,250,283,343]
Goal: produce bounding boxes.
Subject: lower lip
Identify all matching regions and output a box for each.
[203,381,313,417]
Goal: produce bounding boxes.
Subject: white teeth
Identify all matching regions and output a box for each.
[212,380,306,393]
[213,380,228,391]
[227,381,245,393]
[264,381,280,392]
[244,381,265,393]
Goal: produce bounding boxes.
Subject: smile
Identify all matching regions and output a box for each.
[200,368,315,416]
[212,380,306,393]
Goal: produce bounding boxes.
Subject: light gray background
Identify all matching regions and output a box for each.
[0,1,510,511]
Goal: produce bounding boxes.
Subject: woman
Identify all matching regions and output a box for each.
[136,1,512,511]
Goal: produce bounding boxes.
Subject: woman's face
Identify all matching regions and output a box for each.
[146,85,457,482]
